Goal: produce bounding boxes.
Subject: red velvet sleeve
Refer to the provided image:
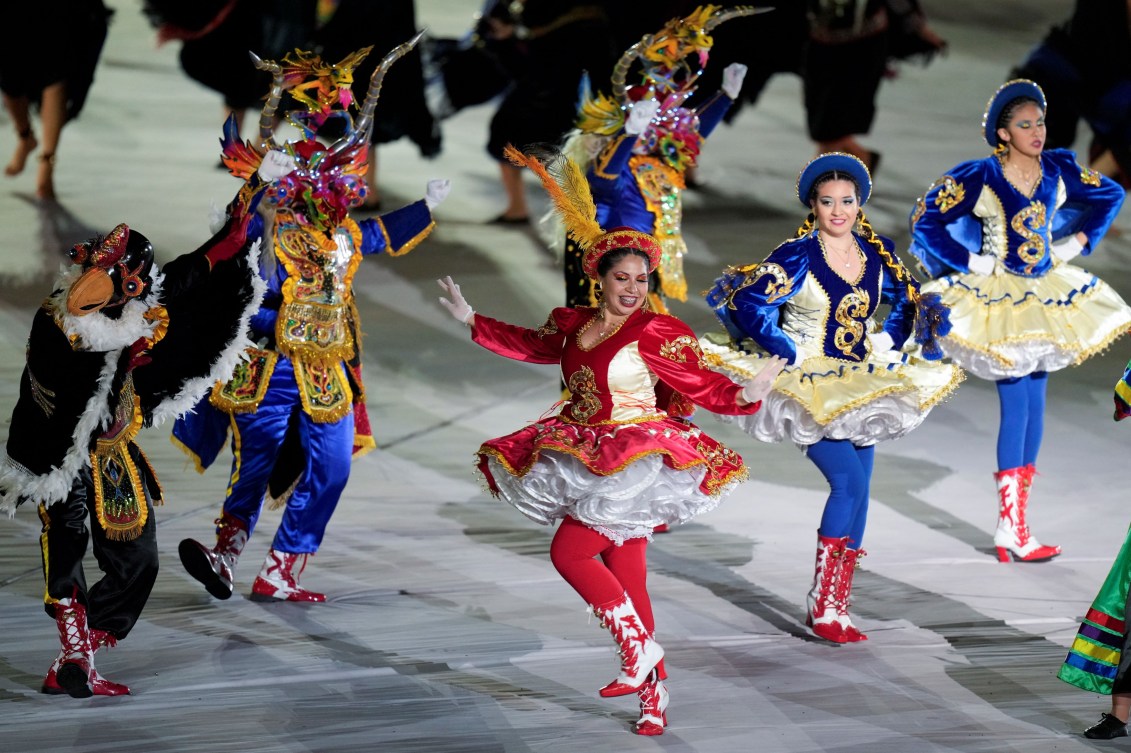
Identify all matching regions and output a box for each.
[469,308,573,364]
[638,315,760,416]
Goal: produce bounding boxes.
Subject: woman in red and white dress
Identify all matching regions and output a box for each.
[437,150,783,735]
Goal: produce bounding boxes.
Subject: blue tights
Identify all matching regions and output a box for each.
[995,372,1047,470]
[806,438,875,548]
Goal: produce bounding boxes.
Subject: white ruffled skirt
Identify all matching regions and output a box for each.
[922,262,1131,380]
[701,333,964,447]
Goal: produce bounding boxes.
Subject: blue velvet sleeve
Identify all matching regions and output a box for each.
[876,237,916,349]
[589,133,637,204]
[694,92,733,139]
[358,200,436,256]
[908,158,988,278]
[1045,148,1127,253]
[706,239,809,364]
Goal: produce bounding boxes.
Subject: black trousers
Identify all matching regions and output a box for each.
[39,446,159,640]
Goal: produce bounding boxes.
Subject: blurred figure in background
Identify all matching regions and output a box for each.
[1,0,112,200]
[804,0,946,173]
[483,0,615,224]
[1011,0,1131,188]
[143,0,313,142]
[311,0,440,211]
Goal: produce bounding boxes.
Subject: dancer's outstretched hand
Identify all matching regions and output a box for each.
[437,276,474,325]
[722,63,748,100]
[425,179,452,210]
[625,99,661,135]
[740,355,786,405]
[258,150,296,182]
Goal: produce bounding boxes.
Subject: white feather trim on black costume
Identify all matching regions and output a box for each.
[148,240,266,425]
[0,348,119,514]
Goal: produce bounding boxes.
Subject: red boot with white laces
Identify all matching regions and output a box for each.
[592,592,664,697]
[838,547,868,642]
[634,670,669,735]
[42,626,130,696]
[44,598,94,698]
[249,549,326,602]
[179,512,248,600]
[806,534,848,644]
[994,465,1060,563]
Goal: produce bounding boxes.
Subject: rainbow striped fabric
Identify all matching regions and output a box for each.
[1058,525,1131,694]
[1115,359,1131,421]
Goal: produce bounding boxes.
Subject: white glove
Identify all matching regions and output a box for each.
[740,355,786,405]
[425,179,451,210]
[624,99,660,136]
[721,63,748,100]
[437,276,474,325]
[1051,234,1085,262]
[967,252,996,276]
[258,150,296,182]
[868,330,895,353]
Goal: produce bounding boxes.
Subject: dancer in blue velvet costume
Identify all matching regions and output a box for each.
[909,79,1130,563]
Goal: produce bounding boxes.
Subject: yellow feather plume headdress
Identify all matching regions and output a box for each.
[504,144,604,249]
[504,144,663,279]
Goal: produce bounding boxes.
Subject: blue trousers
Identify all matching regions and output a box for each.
[222,358,354,553]
[995,372,1047,470]
[806,438,875,548]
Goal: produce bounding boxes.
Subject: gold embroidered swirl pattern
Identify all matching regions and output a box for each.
[536,314,559,338]
[730,262,793,306]
[658,335,707,368]
[567,366,601,422]
[1011,201,1048,273]
[833,290,870,359]
[933,176,966,213]
[1080,166,1102,187]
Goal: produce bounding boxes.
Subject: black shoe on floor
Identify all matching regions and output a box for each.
[1085,713,1128,739]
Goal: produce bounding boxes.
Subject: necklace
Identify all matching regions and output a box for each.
[820,234,858,269]
[1000,156,1042,194]
[577,312,627,350]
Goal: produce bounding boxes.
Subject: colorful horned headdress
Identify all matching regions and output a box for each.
[504,145,662,279]
[576,5,767,170]
[218,33,423,232]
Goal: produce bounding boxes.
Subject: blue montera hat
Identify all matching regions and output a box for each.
[982,79,1046,147]
[796,152,872,207]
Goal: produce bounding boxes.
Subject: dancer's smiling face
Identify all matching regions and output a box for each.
[811,178,860,240]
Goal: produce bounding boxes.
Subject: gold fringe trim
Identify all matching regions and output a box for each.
[169,432,209,475]
[478,437,747,498]
[379,217,436,257]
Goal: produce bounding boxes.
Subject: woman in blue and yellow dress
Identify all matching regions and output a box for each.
[1058,359,1131,740]
[701,152,962,644]
[909,79,1130,563]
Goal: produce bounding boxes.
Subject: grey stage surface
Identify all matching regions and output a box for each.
[1,1,1129,751]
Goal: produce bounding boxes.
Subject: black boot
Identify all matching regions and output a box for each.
[1084,713,1128,739]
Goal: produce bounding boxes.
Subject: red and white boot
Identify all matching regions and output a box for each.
[994,465,1060,563]
[43,598,94,697]
[634,670,669,736]
[43,627,130,696]
[592,592,664,697]
[179,512,248,600]
[250,549,326,602]
[806,534,848,644]
[838,547,868,643]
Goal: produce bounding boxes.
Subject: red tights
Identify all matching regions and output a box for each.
[549,516,666,679]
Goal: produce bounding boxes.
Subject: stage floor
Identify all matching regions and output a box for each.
[1,2,1129,751]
